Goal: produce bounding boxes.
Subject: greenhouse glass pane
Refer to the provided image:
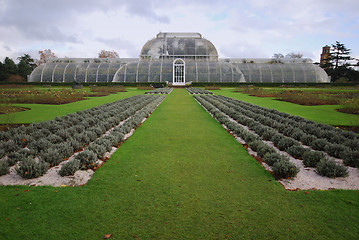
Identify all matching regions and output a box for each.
[86,63,98,83]
[64,64,77,82]
[53,63,67,82]
[268,64,283,83]
[220,62,232,82]
[208,62,220,82]
[247,63,261,82]
[42,63,57,82]
[259,64,272,83]
[138,62,150,82]
[292,64,305,83]
[97,63,110,82]
[237,64,251,83]
[29,65,44,82]
[108,63,122,81]
[75,63,89,82]
[149,62,161,82]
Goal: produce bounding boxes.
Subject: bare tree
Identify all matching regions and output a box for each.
[37,49,56,65]
[272,53,284,59]
[98,50,119,58]
[286,52,303,58]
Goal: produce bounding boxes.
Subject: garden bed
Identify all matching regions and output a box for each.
[194,94,359,190]
[0,94,165,186]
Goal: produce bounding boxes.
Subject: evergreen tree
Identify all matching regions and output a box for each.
[17,54,35,80]
[330,41,351,69]
[0,61,5,81]
[3,57,18,80]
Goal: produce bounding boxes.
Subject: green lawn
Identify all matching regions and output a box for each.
[215,88,359,126]
[0,89,358,239]
[0,88,146,124]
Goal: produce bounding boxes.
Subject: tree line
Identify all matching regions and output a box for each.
[0,54,36,82]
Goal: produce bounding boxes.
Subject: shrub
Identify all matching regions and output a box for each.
[84,131,97,142]
[13,134,33,147]
[344,139,359,151]
[290,129,304,141]
[1,141,19,155]
[341,150,359,168]
[300,134,317,146]
[324,143,348,159]
[46,134,63,144]
[40,149,64,166]
[342,130,357,140]
[256,144,276,158]
[253,125,268,136]
[277,137,299,151]
[282,126,295,137]
[102,135,118,147]
[270,133,284,146]
[66,138,81,151]
[311,138,328,151]
[0,161,9,176]
[0,148,5,159]
[7,150,32,165]
[75,150,98,170]
[302,151,325,167]
[56,142,74,158]
[248,140,263,152]
[87,143,107,159]
[241,131,260,144]
[263,152,285,166]
[28,138,53,153]
[0,131,10,142]
[315,159,348,178]
[262,128,277,141]
[286,145,308,159]
[272,160,299,179]
[59,159,81,176]
[111,132,125,144]
[15,158,49,179]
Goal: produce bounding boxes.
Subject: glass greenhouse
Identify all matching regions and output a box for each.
[29,32,329,84]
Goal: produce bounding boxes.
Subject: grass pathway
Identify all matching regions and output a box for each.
[0,89,358,239]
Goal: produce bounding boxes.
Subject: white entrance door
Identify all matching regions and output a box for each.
[173,58,185,85]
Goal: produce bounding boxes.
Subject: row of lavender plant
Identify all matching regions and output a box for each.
[194,95,300,179]
[209,95,359,168]
[186,88,213,95]
[145,88,173,94]
[195,94,353,178]
[0,95,165,179]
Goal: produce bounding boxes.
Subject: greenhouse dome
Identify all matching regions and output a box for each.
[29,32,329,84]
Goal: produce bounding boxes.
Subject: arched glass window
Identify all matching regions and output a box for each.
[173,58,185,85]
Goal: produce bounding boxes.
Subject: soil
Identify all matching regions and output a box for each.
[336,108,359,115]
[0,106,30,114]
[335,125,359,134]
[0,123,29,131]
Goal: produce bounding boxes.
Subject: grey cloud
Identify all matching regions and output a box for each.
[96,37,138,57]
[124,0,170,23]
[3,45,11,51]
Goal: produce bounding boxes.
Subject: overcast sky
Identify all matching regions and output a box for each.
[0,0,358,63]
